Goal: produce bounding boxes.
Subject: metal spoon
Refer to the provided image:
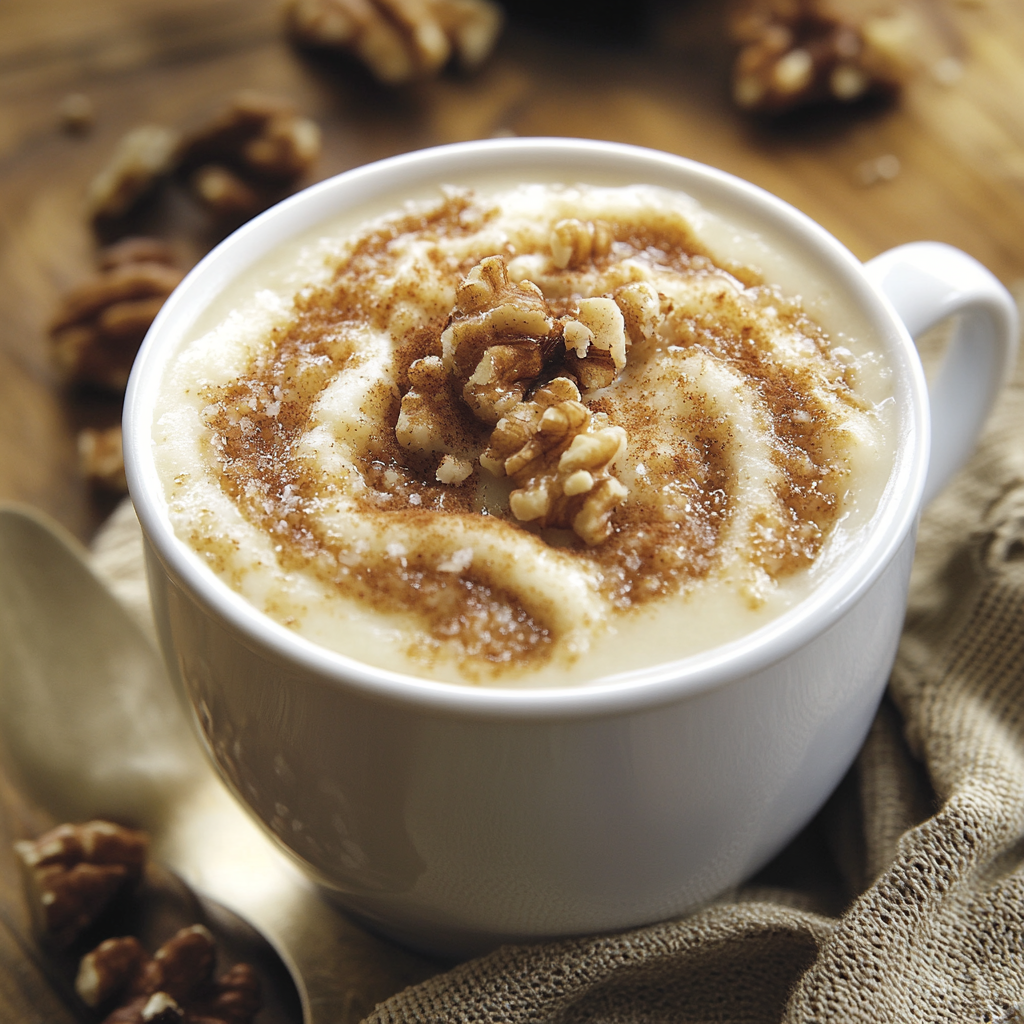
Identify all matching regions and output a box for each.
[0,504,441,1024]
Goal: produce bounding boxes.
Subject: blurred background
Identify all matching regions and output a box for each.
[2,0,1024,542]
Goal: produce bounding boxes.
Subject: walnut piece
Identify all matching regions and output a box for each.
[729,0,918,113]
[562,296,629,392]
[190,165,265,220]
[57,93,96,135]
[549,217,613,270]
[79,425,127,492]
[481,377,628,545]
[14,821,148,948]
[49,240,182,391]
[440,255,563,425]
[76,924,261,1024]
[86,125,182,221]
[287,0,503,85]
[177,92,321,219]
[436,454,473,484]
[396,355,455,454]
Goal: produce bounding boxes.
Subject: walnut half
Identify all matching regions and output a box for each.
[286,0,504,85]
[14,821,148,948]
[440,255,563,425]
[729,0,917,114]
[481,377,628,545]
[49,240,183,392]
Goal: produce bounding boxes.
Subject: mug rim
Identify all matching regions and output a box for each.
[124,137,930,718]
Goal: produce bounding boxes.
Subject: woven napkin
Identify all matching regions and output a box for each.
[93,327,1024,1024]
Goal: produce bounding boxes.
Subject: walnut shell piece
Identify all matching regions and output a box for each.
[441,255,563,425]
[482,376,628,545]
[14,821,148,947]
[286,0,503,85]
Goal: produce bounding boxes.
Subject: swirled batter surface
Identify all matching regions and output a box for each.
[155,184,894,686]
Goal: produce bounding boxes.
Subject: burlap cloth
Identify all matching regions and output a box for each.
[94,327,1024,1023]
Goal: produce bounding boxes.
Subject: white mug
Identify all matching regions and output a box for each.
[124,139,1017,958]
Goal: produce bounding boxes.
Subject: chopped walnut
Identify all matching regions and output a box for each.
[562,296,629,392]
[49,241,183,391]
[441,255,563,425]
[76,925,261,1024]
[177,92,321,218]
[728,0,920,113]
[613,280,662,347]
[436,454,473,484]
[396,355,455,454]
[14,821,148,948]
[286,0,504,85]
[77,936,148,1007]
[481,377,628,545]
[86,125,182,221]
[549,218,613,270]
[57,93,96,135]
[79,425,127,492]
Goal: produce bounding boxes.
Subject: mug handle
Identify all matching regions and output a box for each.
[864,242,1019,505]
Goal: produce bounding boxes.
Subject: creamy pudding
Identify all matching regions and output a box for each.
[153,183,894,686]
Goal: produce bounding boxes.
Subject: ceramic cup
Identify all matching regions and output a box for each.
[124,139,1018,958]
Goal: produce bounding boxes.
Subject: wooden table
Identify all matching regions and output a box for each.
[2,0,1024,1018]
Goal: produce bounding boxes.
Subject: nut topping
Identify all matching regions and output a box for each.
[549,217,613,270]
[481,377,628,545]
[286,0,504,85]
[562,296,629,392]
[14,821,148,947]
[396,355,457,454]
[440,255,563,425]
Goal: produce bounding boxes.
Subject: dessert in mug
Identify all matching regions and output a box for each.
[154,183,894,686]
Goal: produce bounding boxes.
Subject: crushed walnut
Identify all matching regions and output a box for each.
[404,254,640,544]
[728,0,922,113]
[286,0,504,85]
[562,295,629,392]
[480,377,628,545]
[49,238,182,391]
[76,925,262,1024]
[14,821,148,948]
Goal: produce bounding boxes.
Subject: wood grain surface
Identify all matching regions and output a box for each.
[2,0,1024,1019]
